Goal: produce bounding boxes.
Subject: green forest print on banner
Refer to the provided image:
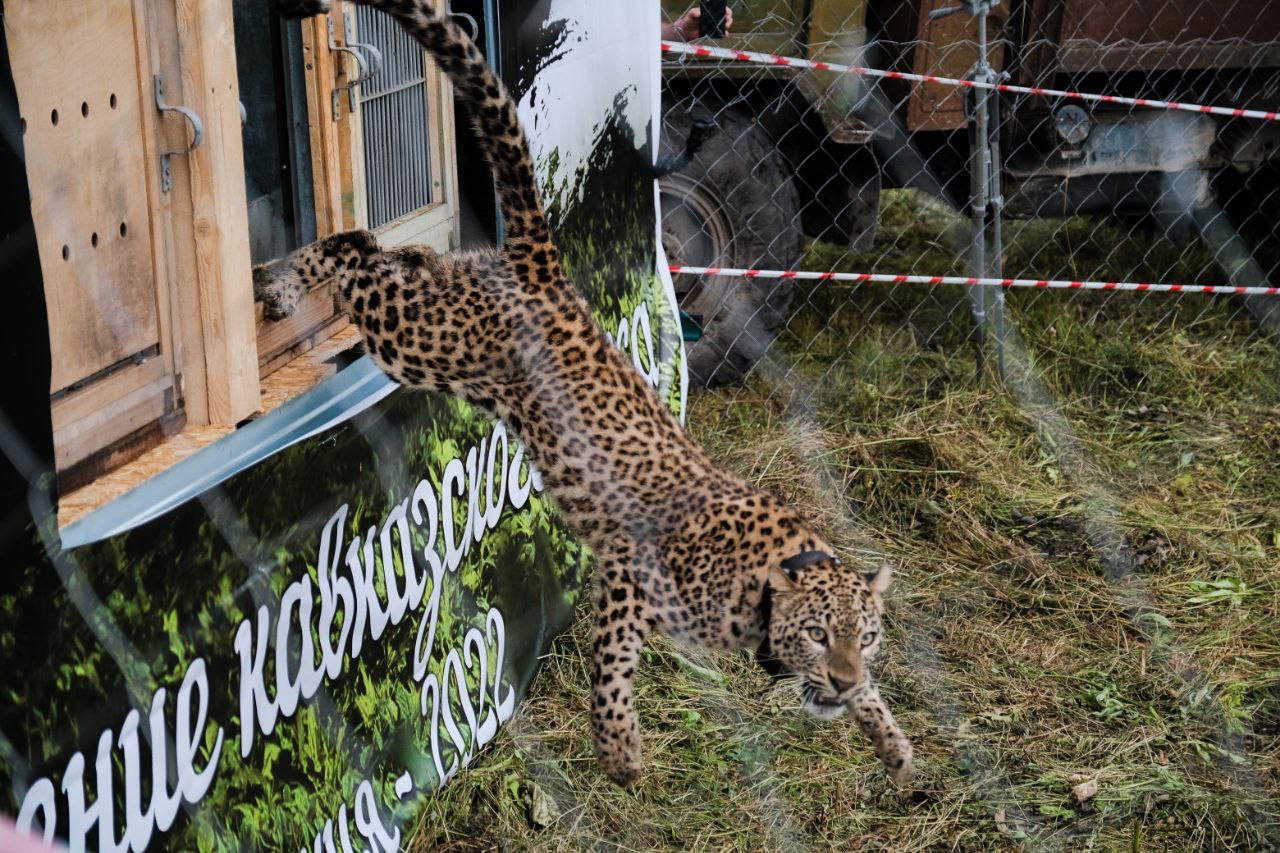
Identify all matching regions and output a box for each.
[511,1,686,418]
[0,2,676,849]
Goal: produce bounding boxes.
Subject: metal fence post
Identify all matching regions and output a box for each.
[985,51,1007,382]
[936,1,1006,381]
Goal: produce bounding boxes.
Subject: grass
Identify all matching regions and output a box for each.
[409,192,1280,850]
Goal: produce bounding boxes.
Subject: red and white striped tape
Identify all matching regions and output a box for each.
[661,41,1280,123]
[668,265,1280,297]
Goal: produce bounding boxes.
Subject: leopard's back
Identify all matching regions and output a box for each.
[359,244,710,541]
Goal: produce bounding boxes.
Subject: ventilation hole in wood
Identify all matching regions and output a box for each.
[110,94,118,110]
[61,245,70,261]
[81,102,89,118]
[91,232,99,248]
[119,222,128,238]
[50,109,59,126]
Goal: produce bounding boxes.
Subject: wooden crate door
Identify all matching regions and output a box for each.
[4,0,180,479]
[6,0,163,393]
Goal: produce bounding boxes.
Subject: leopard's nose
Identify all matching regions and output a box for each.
[830,674,857,694]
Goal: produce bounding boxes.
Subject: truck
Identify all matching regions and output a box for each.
[660,0,1280,383]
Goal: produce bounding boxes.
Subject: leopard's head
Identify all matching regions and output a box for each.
[758,550,892,719]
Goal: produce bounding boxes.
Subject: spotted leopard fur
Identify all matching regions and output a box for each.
[258,0,913,788]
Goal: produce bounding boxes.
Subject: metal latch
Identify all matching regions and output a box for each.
[330,11,383,120]
[153,75,204,194]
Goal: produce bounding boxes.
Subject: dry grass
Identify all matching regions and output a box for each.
[410,194,1280,851]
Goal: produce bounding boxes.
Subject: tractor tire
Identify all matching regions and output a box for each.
[660,105,804,386]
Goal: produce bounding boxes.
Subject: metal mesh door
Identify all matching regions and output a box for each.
[356,6,434,229]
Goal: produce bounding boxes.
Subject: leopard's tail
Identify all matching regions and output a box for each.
[276,0,549,248]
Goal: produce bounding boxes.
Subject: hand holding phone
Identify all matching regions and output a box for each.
[699,0,728,39]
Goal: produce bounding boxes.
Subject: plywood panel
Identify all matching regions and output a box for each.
[49,355,177,482]
[4,0,163,393]
[51,360,172,454]
[57,325,361,529]
[377,201,454,251]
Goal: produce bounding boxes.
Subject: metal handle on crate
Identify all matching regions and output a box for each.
[330,13,383,119]
[446,1,480,41]
[342,10,384,82]
[328,15,369,78]
[154,75,204,194]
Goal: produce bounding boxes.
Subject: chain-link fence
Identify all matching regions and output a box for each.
[3,2,1278,848]
[653,2,1280,847]
[660,0,1280,388]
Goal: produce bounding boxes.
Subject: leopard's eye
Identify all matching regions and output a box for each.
[860,630,878,648]
[806,626,827,644]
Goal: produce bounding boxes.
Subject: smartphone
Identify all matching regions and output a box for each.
[699,0,727,39]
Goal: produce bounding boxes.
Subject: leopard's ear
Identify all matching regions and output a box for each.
[862,562,893,596]
[779,550,838,583]
[768,561,798,592]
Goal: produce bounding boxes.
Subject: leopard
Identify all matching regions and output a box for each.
[258,0,914,788]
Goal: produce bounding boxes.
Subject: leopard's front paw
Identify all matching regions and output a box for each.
[885,742,916,787]
[593,731,643,788]
[848,684,916,787]
[252,260,305,320]
[873,731,916,787]
[601,752,642,788]
[269,0,331,18]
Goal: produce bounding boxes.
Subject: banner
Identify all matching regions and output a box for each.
[0,2,676,849]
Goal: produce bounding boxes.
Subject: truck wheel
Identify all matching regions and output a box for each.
[660,106,804,386]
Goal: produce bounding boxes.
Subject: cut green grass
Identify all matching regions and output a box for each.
[411,192,1280,851]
